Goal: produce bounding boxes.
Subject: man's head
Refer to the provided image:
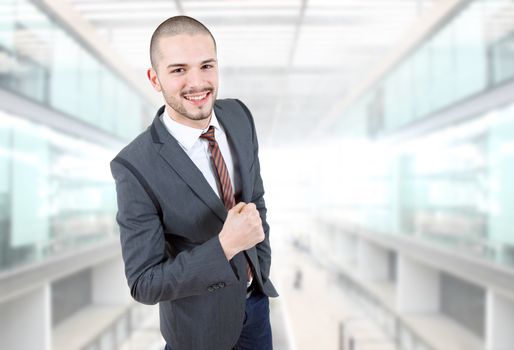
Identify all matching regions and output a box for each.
[147,16,218,129]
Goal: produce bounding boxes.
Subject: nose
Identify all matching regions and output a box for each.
[186,68,204,90]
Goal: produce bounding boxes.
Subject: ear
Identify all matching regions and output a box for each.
[147,67,162,92]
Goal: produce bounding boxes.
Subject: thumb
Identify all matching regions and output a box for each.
[228,202,246,215]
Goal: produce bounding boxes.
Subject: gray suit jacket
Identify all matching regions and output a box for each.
[110,99,278,350]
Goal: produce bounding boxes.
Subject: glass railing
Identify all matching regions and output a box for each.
[336,271,436,350]
[316,100,514,269]
[0,110,118,272]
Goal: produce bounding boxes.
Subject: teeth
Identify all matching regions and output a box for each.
[185,93,208,101]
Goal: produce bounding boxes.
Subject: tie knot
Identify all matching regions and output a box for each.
[200,126,216,142]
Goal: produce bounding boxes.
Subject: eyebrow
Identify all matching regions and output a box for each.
[166,58,217,69]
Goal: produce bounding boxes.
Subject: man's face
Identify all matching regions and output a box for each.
[149,33,218,127]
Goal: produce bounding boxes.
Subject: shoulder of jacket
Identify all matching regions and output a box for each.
[215,98,237,108]
[216,98,253,121]
[112,125,153,163]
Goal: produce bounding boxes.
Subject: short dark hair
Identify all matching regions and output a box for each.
[149,16,217,69]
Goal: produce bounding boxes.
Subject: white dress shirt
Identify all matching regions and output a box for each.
[160,108,241,200]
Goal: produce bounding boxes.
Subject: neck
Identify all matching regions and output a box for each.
[165,106,211,130]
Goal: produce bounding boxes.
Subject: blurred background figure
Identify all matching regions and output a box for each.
[1,0,514,350]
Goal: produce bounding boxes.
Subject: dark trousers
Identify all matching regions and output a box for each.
[164,290,273,350]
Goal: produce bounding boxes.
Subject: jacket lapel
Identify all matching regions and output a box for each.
[214,103,253,203]
[149,101,253,222]
[150,106,227,222]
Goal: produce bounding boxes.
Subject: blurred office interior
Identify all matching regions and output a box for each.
[1,0,514,349]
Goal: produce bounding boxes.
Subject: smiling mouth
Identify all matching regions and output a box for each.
[183,91,211,104]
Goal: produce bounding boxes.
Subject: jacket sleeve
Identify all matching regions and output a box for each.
[110,159,239,305]
[236,100,273,282]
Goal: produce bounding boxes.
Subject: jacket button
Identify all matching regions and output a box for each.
[207,286,214,292]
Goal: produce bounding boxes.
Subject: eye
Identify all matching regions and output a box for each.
[202,64,213,70]
[171,68,185,74]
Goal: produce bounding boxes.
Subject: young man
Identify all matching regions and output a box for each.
[110,16,278,350]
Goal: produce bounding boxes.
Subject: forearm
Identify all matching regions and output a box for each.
[125,234,237,305]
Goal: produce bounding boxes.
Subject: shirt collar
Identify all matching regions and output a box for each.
[160,108,223,152]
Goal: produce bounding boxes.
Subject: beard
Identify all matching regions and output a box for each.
[162,86,217,122]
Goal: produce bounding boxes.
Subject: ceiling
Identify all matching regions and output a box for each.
[66,0,438,147]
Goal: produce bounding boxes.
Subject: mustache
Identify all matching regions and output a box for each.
[181,87,213,95]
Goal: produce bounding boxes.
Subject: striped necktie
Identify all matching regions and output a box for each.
[200,126,254,287]
[199,126,236,210]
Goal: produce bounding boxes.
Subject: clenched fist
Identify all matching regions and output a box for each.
[218,202,264,260]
